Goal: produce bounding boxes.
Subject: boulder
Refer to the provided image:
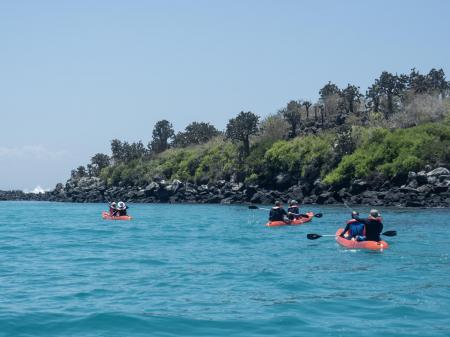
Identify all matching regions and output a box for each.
[400,186,418,194]
[250,191,274,205]
[317,192,332,204]
[275,173,291,189]
[312,179,325,195]
[145,182,159,191]
[427,176,437,185]
[406,200,423,207]
[416,171,428,185]
[287,185,304,201]
[416,184,432,195]
[407,179,418,189]
[407,171,417,181]
[216,180,226,188]
[231,182,244,192]
[427,167,450,177]
[349,180,369,195]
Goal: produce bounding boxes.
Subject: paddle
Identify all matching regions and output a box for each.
[307,230,397,240]
[248,205,271,211]
[248,205,323,218]
[343,200,353,211]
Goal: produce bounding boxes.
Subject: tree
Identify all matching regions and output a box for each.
[374,71,408,118]
[110,139,147,163]
[173,122,220,147]
[88,153,110,176]
[319,82,340,101]
[123,141,147,161]
[225,111,259,156]
[427,68,449,99]
[366,83,381,112]
[150,120,175,153]
[408,68,429,94]
[319,82,342,120]
[71,165,87,179]
[281,100,302,138]
[110,139,124,163]
[341,84,362,113]
[302,100,312,120]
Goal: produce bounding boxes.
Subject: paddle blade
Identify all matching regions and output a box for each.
[248,205,259,209]
[307,233,322,240]
[314,213,323,218]
[382,230,397,237]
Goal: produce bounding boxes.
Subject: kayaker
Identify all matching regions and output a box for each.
[351,209,383,242]
[109,202,118,216]
[117,201,129,216]
[340,211,365,241]
[269,201,289,223]
[287,200,300,220]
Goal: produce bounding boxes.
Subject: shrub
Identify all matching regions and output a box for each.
[323,122,450,186]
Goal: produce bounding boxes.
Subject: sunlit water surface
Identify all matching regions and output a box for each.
[0,202,448,336]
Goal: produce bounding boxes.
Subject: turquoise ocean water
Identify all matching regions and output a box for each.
[0,201,449,337]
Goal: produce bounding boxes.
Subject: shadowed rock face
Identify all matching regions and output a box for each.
[2,167,449,207]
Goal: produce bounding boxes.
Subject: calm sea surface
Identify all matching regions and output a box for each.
[0,201,448,337]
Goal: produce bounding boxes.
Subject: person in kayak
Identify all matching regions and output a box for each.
[117,201,129,216]
[340,211,365,241]
[351,209,383,242]
[269,201,289,223]
[109,202,118,216]
[287,200,300,220]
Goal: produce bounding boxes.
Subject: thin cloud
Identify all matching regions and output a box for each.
[0,145,67,159]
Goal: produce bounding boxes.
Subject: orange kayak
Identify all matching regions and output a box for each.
[102,211,132,221]
[266,212,314,227]
[335,228,389,250]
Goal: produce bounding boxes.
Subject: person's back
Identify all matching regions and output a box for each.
[287,200,300,220]
[340,212,365,240]
[117,201,128,216]
[109,202,118,216]
[352,209,383,241]
[269,201,288,222]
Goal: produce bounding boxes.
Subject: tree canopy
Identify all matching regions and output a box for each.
[150,120,175,154]
[225,111,259,156]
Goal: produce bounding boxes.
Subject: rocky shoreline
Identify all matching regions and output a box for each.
[1,167,449,208]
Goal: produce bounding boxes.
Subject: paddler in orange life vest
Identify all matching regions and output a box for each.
[340,211,366,241]
[287,200,301,220]
[269,201,289,223]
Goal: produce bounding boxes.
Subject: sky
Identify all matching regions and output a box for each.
[1,0,449,190]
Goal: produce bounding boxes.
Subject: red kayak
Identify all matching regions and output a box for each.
[335,228,389,251]
[102,211,132,221]
[266,212,314,227]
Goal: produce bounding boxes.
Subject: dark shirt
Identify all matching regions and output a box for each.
[117,206,128,216]
[287,206,300,220]
[269,207,288,221]
[287,206,299,214]
[352,215,383,241]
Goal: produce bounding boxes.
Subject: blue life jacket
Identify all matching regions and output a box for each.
[349,222,365,237]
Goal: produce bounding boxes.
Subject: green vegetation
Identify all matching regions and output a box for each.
[73,68,450,191]
[323,122,450,186]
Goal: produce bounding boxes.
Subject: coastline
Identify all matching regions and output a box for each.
[2,167,449,208]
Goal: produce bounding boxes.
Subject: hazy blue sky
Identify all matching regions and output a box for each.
[1,0,449,190]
